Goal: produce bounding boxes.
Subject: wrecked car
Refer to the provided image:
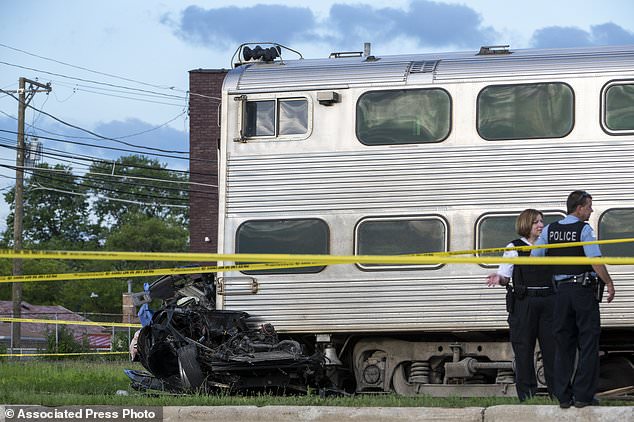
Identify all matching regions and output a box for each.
[125,273,331,394]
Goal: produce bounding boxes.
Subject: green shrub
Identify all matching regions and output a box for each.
[46,326,89,358]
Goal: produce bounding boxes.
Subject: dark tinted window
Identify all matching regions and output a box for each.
[236,219,328,274]
[357,89,451,145]
[356,217,446,269]
[605,83,634,131]
[477,212,564,265]
[478,83,573,140]
[599,209,634,257]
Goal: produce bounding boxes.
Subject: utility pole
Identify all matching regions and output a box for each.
[9,77,51,350]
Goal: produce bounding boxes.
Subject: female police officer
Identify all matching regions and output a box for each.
[486,209,555,401]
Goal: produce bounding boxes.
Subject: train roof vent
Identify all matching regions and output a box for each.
[477,45,512,55]
[409,60,439,74]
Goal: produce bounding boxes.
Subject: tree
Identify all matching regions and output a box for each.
[0,156,191,315]
[105,212,189,255]
[3,163,92,247]
[84,155,189,229]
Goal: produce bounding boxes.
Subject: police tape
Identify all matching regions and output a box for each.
[1,254,634,284]
[1,237,634,284]
[0,262,323,283]
[0,236,633,262]
[0,351,129,357]
[0,317,141,328]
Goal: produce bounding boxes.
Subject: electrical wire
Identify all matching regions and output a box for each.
[0,60,188,101]
[29,184,187,209]
[12,163,216,188]
[50,79,186,106]
[0,137,215,178]
[9,163,217,194]
[1,164,190,203]
[0,59,220,103]
[0,42,181,92]
[3,107,190,143]
[0,128,191,162]
[0,43,222,102]
[0,88,189,154]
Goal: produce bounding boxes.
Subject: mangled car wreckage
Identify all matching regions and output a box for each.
[126,273,334,394]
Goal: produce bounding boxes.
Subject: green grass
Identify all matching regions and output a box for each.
[0,360,630,407]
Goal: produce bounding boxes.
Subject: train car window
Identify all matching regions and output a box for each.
[356,89,451,145]
[244,98,308,138]
[477,83,574,140]
[236,219,329,274]
[603,83,634,132]
[245,100,275,136]
[354,216,447,270]
[476,212,564,267]
[278,100,309,135]
[599,208,634,257]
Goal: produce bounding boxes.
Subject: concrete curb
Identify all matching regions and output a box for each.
[162,405,485,421]
[2,405,633,421]
[484,404,634,421]
[162,405,634,421]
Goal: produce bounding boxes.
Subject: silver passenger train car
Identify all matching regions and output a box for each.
[216,44,634,395]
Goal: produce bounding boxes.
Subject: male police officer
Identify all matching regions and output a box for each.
[532,190,615,408]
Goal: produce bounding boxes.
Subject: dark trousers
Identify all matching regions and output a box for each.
[552,283,601,403]
[508,294,556,401]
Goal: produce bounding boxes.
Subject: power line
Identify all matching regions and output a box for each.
[49,79,187,105]
[0,60,188,101]
[63,86,185,107]
[0,164,190,203]
[0,137,217,178]
[0,42,179,91]
[0,43,222,102]
[0,59,220,103]
[9,163,217,193]
[0,90,189,154]
[0,128,191,161]
[3,107,190,142]
[29,184,187,209]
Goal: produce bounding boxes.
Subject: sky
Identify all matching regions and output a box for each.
[1,0,633,232]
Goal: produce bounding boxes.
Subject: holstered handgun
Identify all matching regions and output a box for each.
[505,285,515,313]
[594,277,606,302]
[513,284,527,300]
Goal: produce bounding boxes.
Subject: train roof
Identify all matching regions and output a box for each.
[224,44,634,93]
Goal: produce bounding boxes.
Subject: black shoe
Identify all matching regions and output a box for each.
[559,400,573,409]
[574,398,600,408]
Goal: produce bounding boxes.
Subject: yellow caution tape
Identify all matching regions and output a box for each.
[0,351,129,357]
[0,237,632,262]
[1,255,633,285]
[0,237,633,283]
[0,262,322,283]
[0,317,141,328]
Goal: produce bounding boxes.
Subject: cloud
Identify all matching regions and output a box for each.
[167,4,317,48]
[530,22,634,48]
[167,1,497,52]
[327,1,497,49]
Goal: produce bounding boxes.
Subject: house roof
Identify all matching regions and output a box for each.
[0,301,108,340]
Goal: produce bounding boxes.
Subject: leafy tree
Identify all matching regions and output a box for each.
[84,155,189,229]
[105,212,189,256]
[0,156,191,316]
[105,211,189,279]
[3,163,92,247]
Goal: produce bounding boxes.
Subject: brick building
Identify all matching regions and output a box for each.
[188,69,227,253]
